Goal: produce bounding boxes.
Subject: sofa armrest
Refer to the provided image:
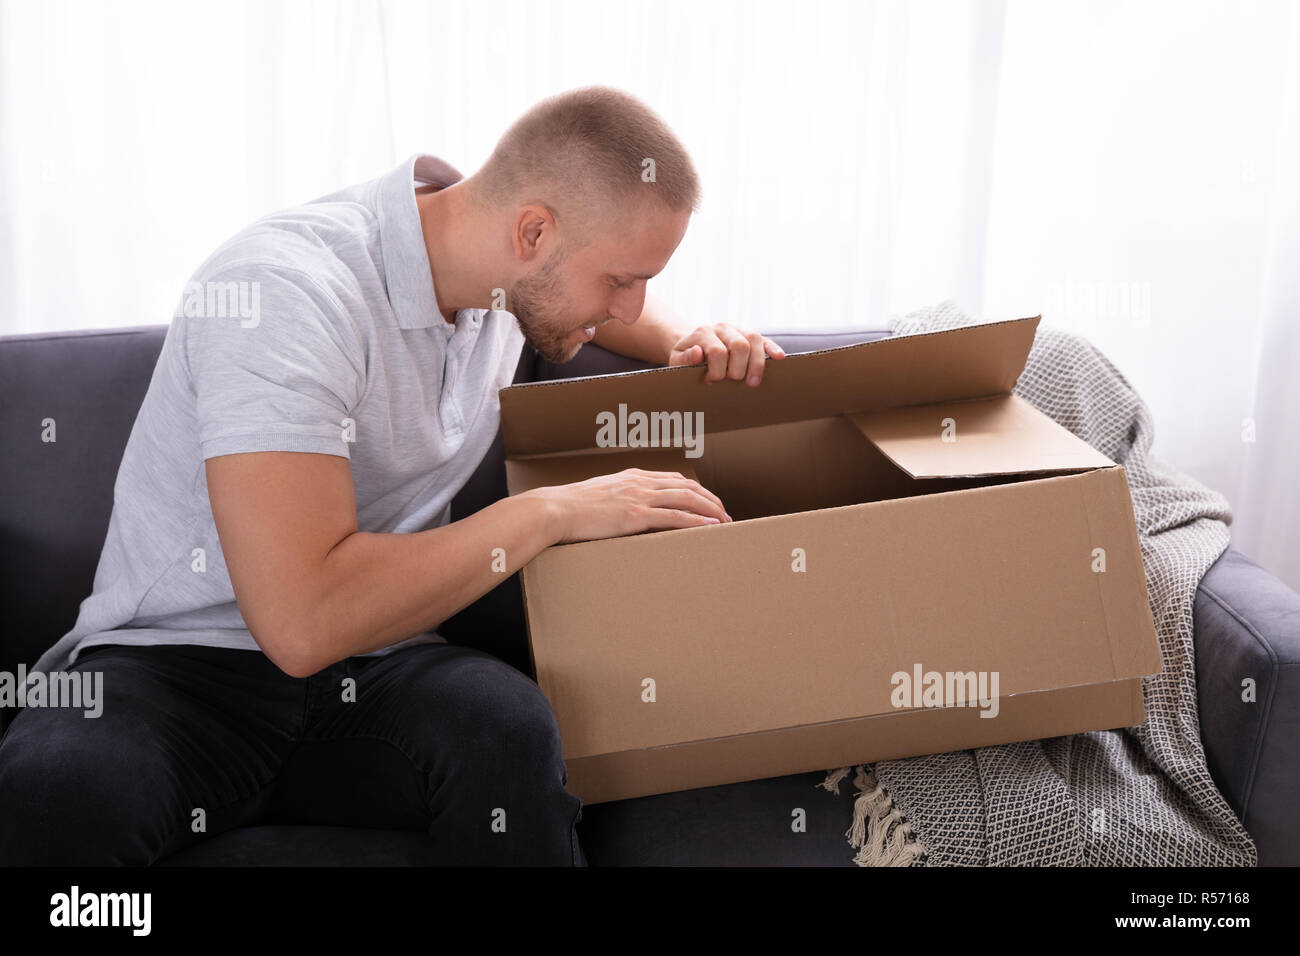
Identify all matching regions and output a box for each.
[1193,547,1300,866]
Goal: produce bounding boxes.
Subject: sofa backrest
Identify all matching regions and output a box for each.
[1,327,171,679]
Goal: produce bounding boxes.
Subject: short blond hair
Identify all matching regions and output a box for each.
[472,86,700,243]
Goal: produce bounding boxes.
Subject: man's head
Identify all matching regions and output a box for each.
[464,86,700,362]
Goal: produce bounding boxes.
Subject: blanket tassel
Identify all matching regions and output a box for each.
[822,765,927,867]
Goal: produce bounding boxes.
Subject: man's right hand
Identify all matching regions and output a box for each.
[526,468,732,544]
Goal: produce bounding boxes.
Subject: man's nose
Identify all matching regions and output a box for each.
[609,289,646,324]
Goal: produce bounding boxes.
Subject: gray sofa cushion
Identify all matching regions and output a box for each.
[0,327,165,682]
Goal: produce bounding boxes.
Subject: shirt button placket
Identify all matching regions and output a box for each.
[442,321,465,438]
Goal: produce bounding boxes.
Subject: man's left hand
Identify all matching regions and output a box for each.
[667,323,787,386]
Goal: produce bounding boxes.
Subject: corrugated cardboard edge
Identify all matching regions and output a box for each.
[507,315,1038,391]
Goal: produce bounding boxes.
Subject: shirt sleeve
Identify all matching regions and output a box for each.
[183,264,365,461]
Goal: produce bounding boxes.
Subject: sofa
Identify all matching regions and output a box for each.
[1,323,1296,866]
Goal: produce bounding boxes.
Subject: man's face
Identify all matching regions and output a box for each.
[508,202,690,363]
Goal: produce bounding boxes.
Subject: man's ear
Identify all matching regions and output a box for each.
[513,204,556,264]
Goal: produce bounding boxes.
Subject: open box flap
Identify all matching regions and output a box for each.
[500,315,1043,458]
[847,393,1116,478]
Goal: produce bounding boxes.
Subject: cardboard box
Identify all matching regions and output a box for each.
[500,315,1162,804]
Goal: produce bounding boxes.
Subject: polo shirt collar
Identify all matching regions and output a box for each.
[377,153,465,330]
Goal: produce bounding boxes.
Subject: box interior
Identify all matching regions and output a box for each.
[505,412,1093,526]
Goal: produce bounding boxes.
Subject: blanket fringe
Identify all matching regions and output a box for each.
[821,765,926,867]
[817,766,852,794]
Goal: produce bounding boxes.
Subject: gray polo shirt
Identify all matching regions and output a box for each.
[31,154,526,678]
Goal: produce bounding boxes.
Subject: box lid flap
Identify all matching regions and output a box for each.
[847,393,1116,478]
[501,315,1042,458]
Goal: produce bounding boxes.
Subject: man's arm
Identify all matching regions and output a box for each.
[206,452,729,678]
[593,291,788,384]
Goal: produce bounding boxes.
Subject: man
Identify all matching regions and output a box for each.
[0,86,786,865]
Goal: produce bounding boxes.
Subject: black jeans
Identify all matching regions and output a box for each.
[0,641,585,865]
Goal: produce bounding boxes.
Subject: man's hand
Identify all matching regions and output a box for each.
[667,322,787,385]
[593,295,787,381]
[526,468,732,544]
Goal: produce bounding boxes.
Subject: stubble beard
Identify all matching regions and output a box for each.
[508,245,586,364]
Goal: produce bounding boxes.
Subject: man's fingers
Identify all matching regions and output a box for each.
[675,478,728,518]
[716,329,749,382]
[701,339,729,383]
[645,508,723,531]
[670,327,785,381]
[631,470,729,518]
[646,487,730,523]
[674,343,704,366]
[744,332,768,386]
[696,327,786,385]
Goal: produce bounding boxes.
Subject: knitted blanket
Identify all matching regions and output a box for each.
[819,301,1257,867]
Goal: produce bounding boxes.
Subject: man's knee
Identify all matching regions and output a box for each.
[0,708,175,865]
[365,646,582,864]
[418,648,559,741]
[386,647,567,786]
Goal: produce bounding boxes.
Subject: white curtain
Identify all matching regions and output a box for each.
[2,0,1297,589]
[1234,4,1300,593]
